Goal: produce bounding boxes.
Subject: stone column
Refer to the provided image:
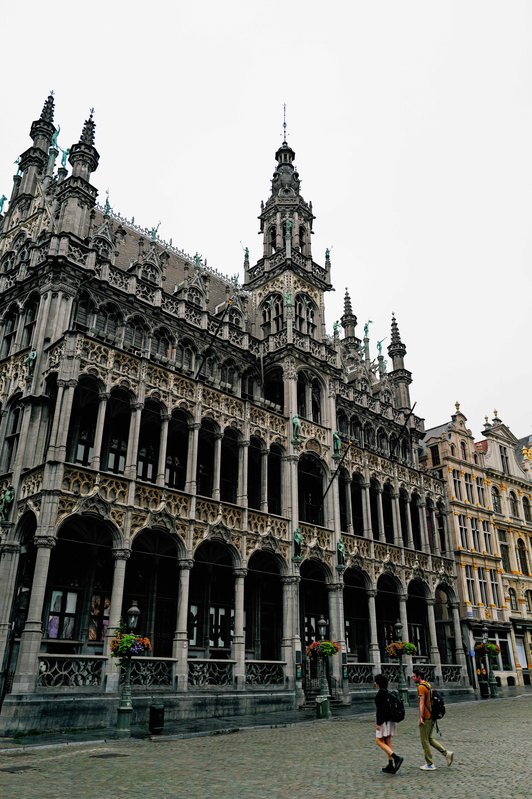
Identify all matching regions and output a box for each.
[90,391,109,471]
[328,581,347,699]
[392,490,403,547]
[361,481,372,538]
[405,499,414,549]
[156,412,170,486]
[418,498,430,553]
[0,542,21,679]
[185,422,200,494]
[231,568,247,689]
[398,593,413,672]
[11,535,56,693]
[450,601,467,678]
[174,558,194,691]
[54,380,78,462]
[212,433,222,501]
[237,440,249,506]
[125,402,143,480]
[367,589,381,672]
[103,548,130,693]
[426,597,443,681]
[429,505,440,555]
[376,487,386,542]
[344,476,354,534]
[260,447,269,512]
[280,575,298,686]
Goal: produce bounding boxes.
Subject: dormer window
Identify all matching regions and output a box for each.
[500,446,509,474]
[187,287,203,308]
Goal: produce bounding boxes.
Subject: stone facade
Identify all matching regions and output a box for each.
[422,405,532,688]
[0,96,467,735]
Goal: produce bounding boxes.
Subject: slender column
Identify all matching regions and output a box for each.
[429,506,440,555]
[391,491,402,547]
[450,601,467,677]
[361,481,372,538]
[231,568,247,688]
[212,433,222,500]
[367,589,381,672]
[328,582,345,693]
[11,536,56,693]
[125,402,143,479]
[90,391,109,471]
[376,488,386,542]
[156,413,170,486]
[426,597,443,680]
[343,476,353,534]
[46,382,65,459]
[185,422,200,494]
[54,381,78,462]
[103,548,131,693]
[260,447,269,512]
[237,440,249,506]
[174,558,194,690]
[405,499,414,549]
[280,575,298,686]
[418,498,430,553]
[0,542,21,680]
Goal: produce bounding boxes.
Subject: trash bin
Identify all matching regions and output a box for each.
[149,702,165,734]
[478,680,489,699]
[315,695,330,720]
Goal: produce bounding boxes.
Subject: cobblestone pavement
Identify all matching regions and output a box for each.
[0,695,530,799]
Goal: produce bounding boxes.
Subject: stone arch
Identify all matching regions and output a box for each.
[298,452,326,526]
[343,566,372,661]
[245,550,283,659]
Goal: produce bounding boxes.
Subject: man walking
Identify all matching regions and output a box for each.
[412,669,454,771]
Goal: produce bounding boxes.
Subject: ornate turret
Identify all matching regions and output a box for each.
[340,288,357,338]
[56,110,99,239]
[387,314,412,410]
[17,93,57,201]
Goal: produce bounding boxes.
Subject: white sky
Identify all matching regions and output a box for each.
[2,1,531,441]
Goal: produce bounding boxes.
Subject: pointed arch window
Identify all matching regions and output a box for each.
[74,293,93,330]
[509,491,519,517]
[1,394,23,471]
[228,308,242,328]
[93,237,112,260]
[523,496,532,523]
[187,287,203,308]
[269,225,277,254]
[94,305,120,341]
[261,294,283,337]
[1,307,19,358]
[123,317,146,353]
[21,296,39,348]
[175,340,194,373]
[294,294,316,338]
[152,328,172,359]
[299,225,306,255]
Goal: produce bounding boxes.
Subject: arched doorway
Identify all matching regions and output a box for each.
[299,559,330,696]
[376,573,400,659]
[245,551,282,660]
[298,453,324,526]
[188,540,235,658]
[343,568,370,662]
[407,579,429,659]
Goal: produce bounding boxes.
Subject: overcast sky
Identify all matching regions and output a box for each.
[2,2,531,441]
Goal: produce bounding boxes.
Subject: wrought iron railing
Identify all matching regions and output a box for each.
[346,662,374,685]
[36,655,105,688]
[245,661,285,686]
[188,659,235,687]
[126,657,177,689]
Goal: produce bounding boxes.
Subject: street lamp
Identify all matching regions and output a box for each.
[116,600,141,737]
[317,615,329,697]
[482,623,501,699]
[394,619,409,706]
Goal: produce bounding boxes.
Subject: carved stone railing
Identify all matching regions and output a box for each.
[346,662,374,685]
[188,659,235,687]
[36,655,105,689]
[380,663,401,684]
[126,657,176,689]
[245,661,285,686]
[441,664,463,684]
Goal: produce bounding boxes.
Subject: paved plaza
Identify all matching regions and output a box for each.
[0,695,530,799]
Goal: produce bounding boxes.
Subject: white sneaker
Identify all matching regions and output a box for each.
[420,763,437,771]
[446,751,454,766]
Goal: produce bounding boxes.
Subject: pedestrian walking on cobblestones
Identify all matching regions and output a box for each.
[412,669,454,771]
[374,673,404,774]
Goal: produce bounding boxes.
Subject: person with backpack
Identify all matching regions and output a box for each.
[412,669,454,771]
[374,673,404,774]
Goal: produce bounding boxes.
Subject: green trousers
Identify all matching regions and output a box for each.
[420,718,448,764]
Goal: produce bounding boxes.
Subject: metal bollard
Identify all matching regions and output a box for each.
[315,695,330,719]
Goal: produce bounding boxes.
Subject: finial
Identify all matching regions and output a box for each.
[455,401,460,412]
[40,92,55,124]
[390,313,402,345]
[104,190,111,215]
[79,109,96,146]
[282,102,287,143]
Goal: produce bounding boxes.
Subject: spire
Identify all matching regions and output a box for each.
[79,109,96,146]
[40,92,55,124]
[390,313,403,347]
[340,288,357,338]
[387,313,411,410]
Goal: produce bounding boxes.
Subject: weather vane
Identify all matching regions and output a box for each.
[282,103,287,143]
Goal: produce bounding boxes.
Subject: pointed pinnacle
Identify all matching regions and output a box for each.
[40,92,55,124]
[344,288,353,316]
[80,109,96,146]
[390,313,402,345]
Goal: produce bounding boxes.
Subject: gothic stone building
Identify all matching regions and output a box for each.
[0,96,467,734]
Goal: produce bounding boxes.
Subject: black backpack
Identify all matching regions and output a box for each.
[385,689,405,722]
[422,681,446,721]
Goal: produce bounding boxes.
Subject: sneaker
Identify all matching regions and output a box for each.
[392,755,404,773]
[420,763,437,771]
[446,751,454,767]
[382,764,395,773]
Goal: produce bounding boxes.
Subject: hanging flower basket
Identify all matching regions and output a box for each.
[474,642,500,657]
[110,631,151,659]
[385,641,417,658]
[306,640,341,658]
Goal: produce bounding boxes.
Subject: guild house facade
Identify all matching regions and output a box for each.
[0,96,467,734]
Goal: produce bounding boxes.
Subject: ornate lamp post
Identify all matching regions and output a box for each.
[116,600,141,737]
[394,619,409,706]
[482,623,501,699]
[317,615,329,697]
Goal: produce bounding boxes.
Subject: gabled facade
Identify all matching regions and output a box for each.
[0,97,466,735]
[423,406,532,688]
